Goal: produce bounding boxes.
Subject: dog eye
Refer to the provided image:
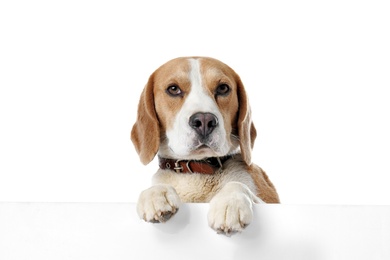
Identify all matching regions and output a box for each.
[215,83,230,96]
[166,84,183,97]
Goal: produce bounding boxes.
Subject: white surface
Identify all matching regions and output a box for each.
[1,0,390,205]
[1,203,389,260]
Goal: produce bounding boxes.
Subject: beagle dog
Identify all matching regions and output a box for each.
[131,57,279,235]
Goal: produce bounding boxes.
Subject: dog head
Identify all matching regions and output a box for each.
[131,57,256,165]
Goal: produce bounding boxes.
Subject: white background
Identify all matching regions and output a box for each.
[1,0,389,205]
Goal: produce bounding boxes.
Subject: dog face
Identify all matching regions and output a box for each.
[131,57,256,165]
[155,58,240,160]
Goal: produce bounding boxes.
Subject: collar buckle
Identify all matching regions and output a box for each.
[174,160,183,173]
[174,160,194,173]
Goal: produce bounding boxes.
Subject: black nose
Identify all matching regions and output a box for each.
[189,112,218,138]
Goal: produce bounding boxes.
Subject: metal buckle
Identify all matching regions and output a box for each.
[173,158,224,174]
[174,160,194,173]
[174,160,183,173]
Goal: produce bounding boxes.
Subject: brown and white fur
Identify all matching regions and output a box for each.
[131,57,279,235]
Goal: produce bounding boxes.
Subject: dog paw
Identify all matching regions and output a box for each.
[137,184,181,223]
[207,182,258,235]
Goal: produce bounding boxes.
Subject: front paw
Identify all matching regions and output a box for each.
[137,184,181,223]
[207,182,258,235]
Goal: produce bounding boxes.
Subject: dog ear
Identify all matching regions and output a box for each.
[236,74,257,166]
[131,74,160,165]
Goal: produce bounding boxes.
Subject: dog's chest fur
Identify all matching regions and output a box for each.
[152,157,257,202]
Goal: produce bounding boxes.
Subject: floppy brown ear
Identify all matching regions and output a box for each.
[236,75,257,166]
[131,74,160,165]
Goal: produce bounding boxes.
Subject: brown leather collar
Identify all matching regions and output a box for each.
[158,155,232,174]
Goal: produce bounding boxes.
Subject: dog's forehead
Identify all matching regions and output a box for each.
[197,57,233,76]
[154,57,234,84]
[155,57,191,78]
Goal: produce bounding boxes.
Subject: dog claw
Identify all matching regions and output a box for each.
[158,209,178,222]
[216,226,238,236]
[146,208,178,223]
